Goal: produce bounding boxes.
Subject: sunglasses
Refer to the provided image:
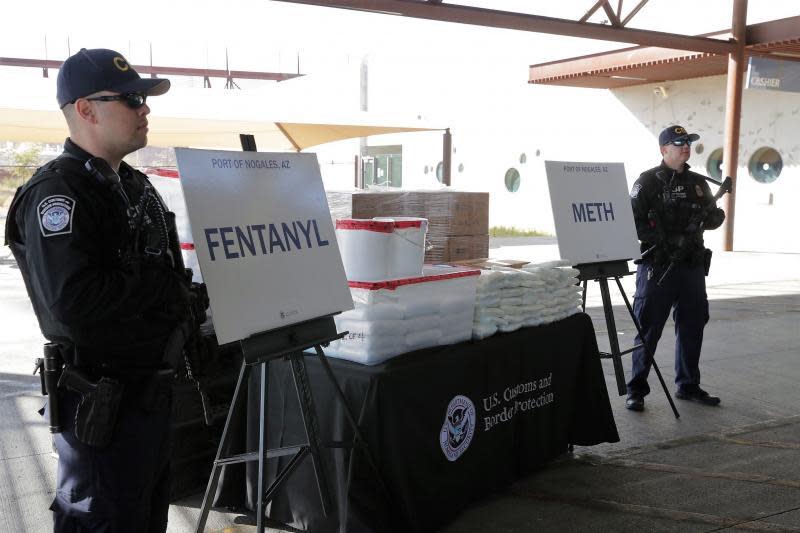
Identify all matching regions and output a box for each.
[666,138,692,147]
[84,92,147,109]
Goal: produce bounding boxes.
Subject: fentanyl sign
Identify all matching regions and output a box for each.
[545,161,640,265]
[175,148,353,344]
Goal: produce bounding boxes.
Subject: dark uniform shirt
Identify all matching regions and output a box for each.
[5,138,188,373]
[630,161,724,264]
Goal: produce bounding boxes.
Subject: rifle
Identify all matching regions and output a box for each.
[638,176,732,286]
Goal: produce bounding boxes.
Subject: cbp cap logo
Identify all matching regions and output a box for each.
[673,127,686,135]
[37,195,76,237]
[439,395,476,462]
[112,57,130,72]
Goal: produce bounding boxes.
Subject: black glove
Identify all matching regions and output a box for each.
[704,207,726,230]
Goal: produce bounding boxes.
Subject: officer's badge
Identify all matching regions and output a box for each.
[631,183,642,198]
[37,195,76,237]
[695,184,704,197]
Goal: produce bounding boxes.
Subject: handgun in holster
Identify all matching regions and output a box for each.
[58,366,124,448]
[33,343,65,434]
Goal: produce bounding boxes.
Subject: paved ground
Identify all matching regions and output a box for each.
[1,235,798,532]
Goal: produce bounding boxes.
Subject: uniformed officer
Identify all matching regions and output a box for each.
[4,48,193,532]
[625,125,726,412]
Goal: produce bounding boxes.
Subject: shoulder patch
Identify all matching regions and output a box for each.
[37,195,76,237]
[631,183,642,198]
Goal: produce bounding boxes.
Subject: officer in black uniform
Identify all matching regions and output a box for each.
[4,48,195,532]
[625,125,726,412]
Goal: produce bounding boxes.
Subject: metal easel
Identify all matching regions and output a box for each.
[577,260,680,419]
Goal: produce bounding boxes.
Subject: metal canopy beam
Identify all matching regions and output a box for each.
[272,0,735,54]
[0,57,302,82]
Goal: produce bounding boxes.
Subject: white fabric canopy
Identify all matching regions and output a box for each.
[0,83,442,150]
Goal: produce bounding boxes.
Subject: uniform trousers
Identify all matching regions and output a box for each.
[627,261,709,397]
[49,384,172,533]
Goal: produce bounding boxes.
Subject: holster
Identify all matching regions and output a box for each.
[58,366,124,448]
[704,248,713,276]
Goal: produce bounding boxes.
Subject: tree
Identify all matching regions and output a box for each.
[8,145,43,187]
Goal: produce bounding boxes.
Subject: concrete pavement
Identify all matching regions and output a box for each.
[1,236,798,532]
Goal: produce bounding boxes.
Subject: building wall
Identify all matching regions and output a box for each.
[333,75,799,253]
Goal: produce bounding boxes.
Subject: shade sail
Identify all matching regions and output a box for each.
[0,107,441,151]
[0,82,442,150]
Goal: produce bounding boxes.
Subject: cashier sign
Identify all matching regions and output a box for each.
[175,148,353,345]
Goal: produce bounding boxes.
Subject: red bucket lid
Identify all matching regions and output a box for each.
[348,267,480,290]
[391,220,424,229]
[335,219,394,233]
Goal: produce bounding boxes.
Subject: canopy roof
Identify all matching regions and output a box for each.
[528,15,800,89]
[0,82,442,151]
[0,107,440,151]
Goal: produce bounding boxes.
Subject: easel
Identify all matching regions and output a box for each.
[195,135,386,532]
[577,260,680,419]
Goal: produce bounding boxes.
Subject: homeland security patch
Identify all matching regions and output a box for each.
[439,395,476,462]
[37,195,76,237]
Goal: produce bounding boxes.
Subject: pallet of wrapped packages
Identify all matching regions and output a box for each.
[325,265,481,365]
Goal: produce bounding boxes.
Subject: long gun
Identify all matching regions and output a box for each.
[639,176,732,286]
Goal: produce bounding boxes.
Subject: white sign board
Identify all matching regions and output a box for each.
[175,148,353,344]
[544,161,641,265]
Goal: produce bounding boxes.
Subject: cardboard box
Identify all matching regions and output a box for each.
[339,190,490,237]
[448,258,531,270]
[426,234,490,263]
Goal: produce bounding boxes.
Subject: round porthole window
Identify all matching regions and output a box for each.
[458,163,464,173]
[504,168,520,193]
[694,143,704,155]
[706,148,724,180]
[520,153,527,164]
[436,162,444,182]
[748,147,782,184]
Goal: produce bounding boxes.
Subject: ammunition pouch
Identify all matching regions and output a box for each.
[58,366,124,448]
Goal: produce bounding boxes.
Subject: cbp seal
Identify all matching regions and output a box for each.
[37,195,76,237]
[439,395,476,462]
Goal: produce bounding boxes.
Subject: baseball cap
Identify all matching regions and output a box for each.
[658,125,700,146]
[56,48,170,108]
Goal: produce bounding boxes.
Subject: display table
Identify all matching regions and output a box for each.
[213,312,618,532]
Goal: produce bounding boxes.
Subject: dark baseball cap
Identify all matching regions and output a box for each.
[56,48,170,108]
[658,125,700,146]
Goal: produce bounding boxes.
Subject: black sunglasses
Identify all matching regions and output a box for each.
[667,138,692,147]
[84,92,147,109]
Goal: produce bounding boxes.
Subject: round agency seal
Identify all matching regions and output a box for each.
[42,206,70,232]
[439,395,476,462]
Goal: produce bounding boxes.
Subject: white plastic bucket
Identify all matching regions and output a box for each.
[374,217,428,278]
[335,219,394,281]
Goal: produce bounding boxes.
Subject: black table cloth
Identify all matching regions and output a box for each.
[213,312,619,532]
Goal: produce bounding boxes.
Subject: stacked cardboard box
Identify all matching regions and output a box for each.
[328,190,490,263]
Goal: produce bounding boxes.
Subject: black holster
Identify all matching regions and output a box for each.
[58,366,124,448]
[704,248,713,276]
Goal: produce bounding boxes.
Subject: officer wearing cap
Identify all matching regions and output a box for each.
[4,48,194,531]
[625,125,726,412]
